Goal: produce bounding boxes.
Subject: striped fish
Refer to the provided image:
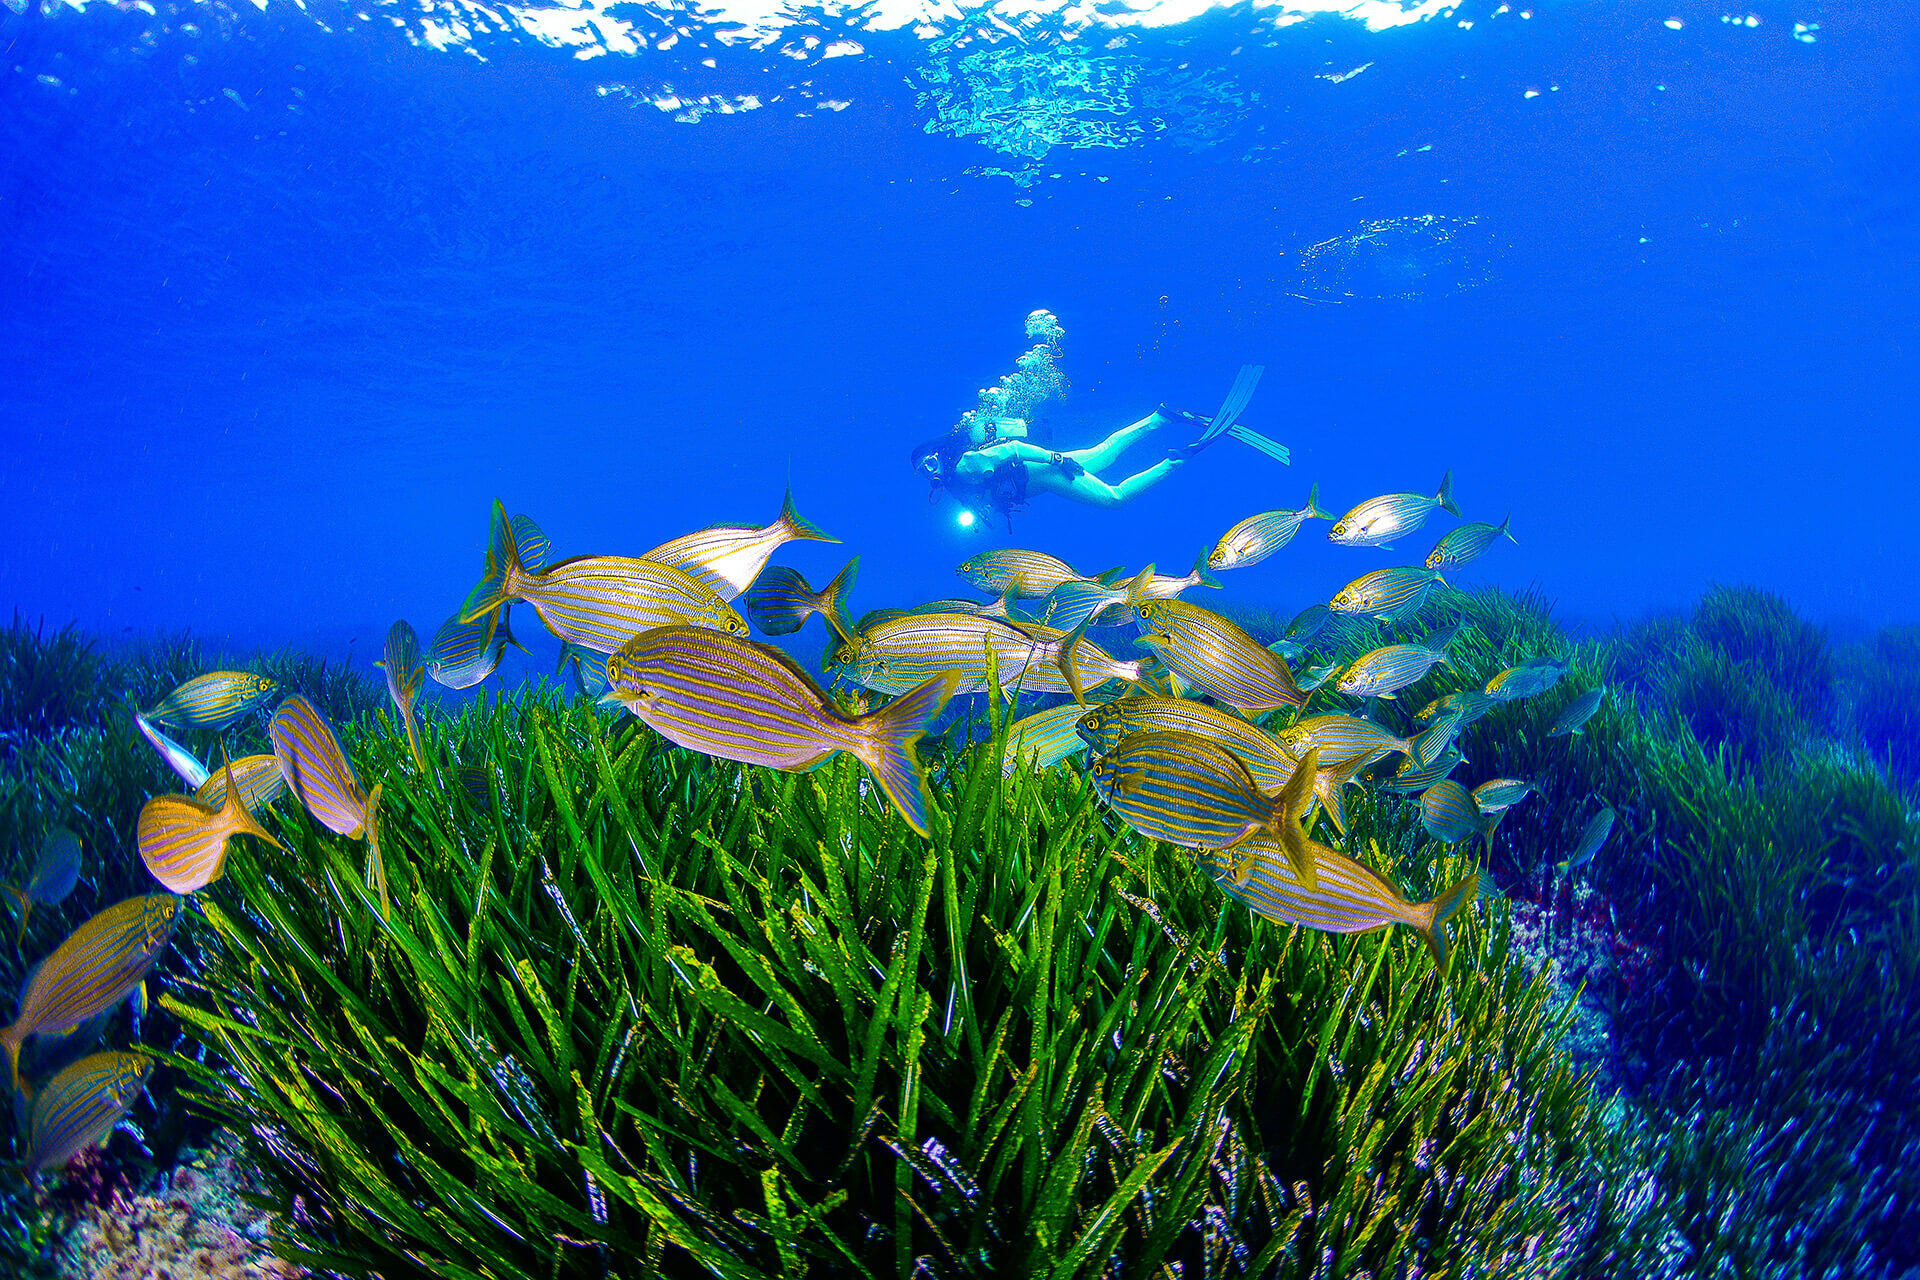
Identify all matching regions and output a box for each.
[426,606,521,691]
[1132,599,1306,715]
[1328,471,1461,549]
[744,558,858,644]
[453,764,494,812]
[1040,578,1131,632]
[958,549,1095,599]
[1209,483,1333,571]
[1078,696,1297,787]
[1547,686,1607,737]
[133,714,210,789]
[1087,730,1301,872]
[1336,623,1458,700]
[1199,841,1485,971]
[560,642,611,699]
[1377,737,1467,793]
[191,754,288,813]
[492,511,552,575]
[1419,780,1481,844]
[270,696,369,839]
[143,672,278,730]
[0,895,181,1096]
[139,761,284,895]
[1041,556,1220,631]
[643,487,836,601]
[7,828,82,945]
[1485,657,1568,702]
[1414,689,1498,728]
[826,613,1065,698]
[1078,701,1366,836]
[1426,512,1516,570]
[1129,555,1225,601]
[1285,604,1338,645]
[1329,567,1447,621]
[1274,715,1417,770]
[25,1051,152,1173]
[1002,703,1094,775]
[1473,778,1534,812]
[462,500,746,653]
[1558,807,1616,871]
[378,620,427,770]
[604,627,957,837]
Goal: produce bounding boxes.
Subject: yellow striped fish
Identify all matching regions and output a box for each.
[7,828,82,946]
[1485,657,1569,702]
[143,672,278,730]
[1132,599,1306,715]
[377,620,428,770]
[1077,696,1297,788]
[1425,512,1516,570]
[462,500,745,653]
[1077,700,1365,835]
[25,1051,152,1172]
[1199,841,1485,971]
[1558,807,1616,871]
[1328,472,1461,549]
[139,761,284,895]
[744,558,859,644]
[1274,715,1417,770]
[0,895,181,1097]
[1546,686,1606,736]
[643,487,836,601]
[192,754,287,812]
[1002,703,1095,775]
[1088,730,1318,884]
[605,627,958,837]
[1419,780,1481,844]
[826,613,1053,697]
[958,549,1099,599]
[1209,483,1332,571]
[269,695,369,838]
[426,605,521,691]
[1329,567,1447,621]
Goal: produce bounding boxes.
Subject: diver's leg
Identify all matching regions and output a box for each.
[1062,413,1165,473]
[1028,458,1185,509]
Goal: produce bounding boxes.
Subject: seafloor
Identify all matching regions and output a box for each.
[3,584,1917,1279]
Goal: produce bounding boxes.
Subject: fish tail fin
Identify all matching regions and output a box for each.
[1272,748,1320,890]
[778,485,838,545]
[1319,754,1367,836]
[365,784,390,921]
[816,557,860,646]
[1093,566,1127,586]
[1436,471,1461,517]
[1190,549,1223,590]
[1499,511,1517,543]
[402,704,426,773]
[218,758,284,851]
[461,501,523,623]
[1126,564,1156,604]
[1419,870,1490,972]
[850,672,959,838]
[1305,481,1331,521]
[2,1030,24,1106]
[1056,615,1096,706]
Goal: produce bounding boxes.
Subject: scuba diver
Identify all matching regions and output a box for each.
[910,365,1284,529]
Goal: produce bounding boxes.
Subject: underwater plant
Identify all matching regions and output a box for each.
[154,687,1640,1278]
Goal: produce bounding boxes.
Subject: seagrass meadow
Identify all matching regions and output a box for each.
[3,589,1919,1279]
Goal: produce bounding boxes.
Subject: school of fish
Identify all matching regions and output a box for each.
[5,471,1617,1179]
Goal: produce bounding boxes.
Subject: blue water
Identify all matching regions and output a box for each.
[3,0,1914,675]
